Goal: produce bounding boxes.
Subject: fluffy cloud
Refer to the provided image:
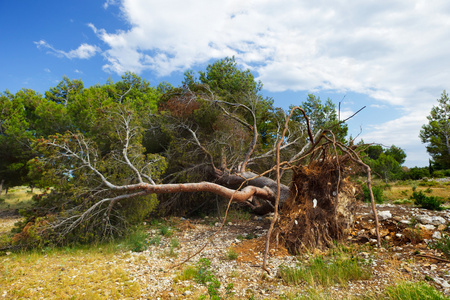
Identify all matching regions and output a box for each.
[92,1,450,102]
[35,40,101,59]
[90,0,450,166]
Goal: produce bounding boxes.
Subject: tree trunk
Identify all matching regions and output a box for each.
[214,170,290,214]
[0,179,3,196]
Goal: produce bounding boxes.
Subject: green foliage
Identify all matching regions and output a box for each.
[420,90,450,169]
[236,233,258,240]
[194,258,221,300]
[393,199,413,205]
[148,235,161,246]
[159,225,173,237]
[382,281,448,300]
[12,106,164,248]
[363,145,406,182]
[291,94,348,142]
[410,191,444,211]
[198,56,262,101]
[403,167,431,180]
[174,265,197,282]
[125,227,149,252]
[429,234,450,258]
[432,170,447,178]
[361,185,385,204]
[225,249,238,260]
[279,254,371,287]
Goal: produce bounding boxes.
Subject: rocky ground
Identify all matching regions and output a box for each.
[2,201,450,299]
[119,202,450,299]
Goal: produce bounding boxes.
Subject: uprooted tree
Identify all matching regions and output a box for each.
[8,57,380,257]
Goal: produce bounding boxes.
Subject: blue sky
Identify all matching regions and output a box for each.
[2,1,450,167]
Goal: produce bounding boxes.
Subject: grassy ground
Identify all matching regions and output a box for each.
[1,185,450,299]
[0,186,38,211]
[1,246,142,299]
[376,179,450,204]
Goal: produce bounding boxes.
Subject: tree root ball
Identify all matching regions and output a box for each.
[277,158,358,253]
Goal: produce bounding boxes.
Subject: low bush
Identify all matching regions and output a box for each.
[410,191,444,211]
[362,185,385,204]
[429,234,450,258]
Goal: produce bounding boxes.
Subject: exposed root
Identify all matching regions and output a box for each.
[276,157,358,254]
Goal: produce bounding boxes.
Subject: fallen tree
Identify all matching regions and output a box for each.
[7,60,380,256]
[10,98,380,254]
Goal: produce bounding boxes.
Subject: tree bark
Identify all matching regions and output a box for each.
[127,181,276,204]
[214,170,290,214]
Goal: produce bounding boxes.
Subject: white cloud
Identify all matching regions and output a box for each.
[74,69,83,74]
[88,0,450,166]
[35,40,101,60]
[103,0,118,9]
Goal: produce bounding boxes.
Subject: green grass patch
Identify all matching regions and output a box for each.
[174,265,198,282]
[279,254,371,287]
[380,281,448,300]
[393,199,413,205]
[225,249,238,260]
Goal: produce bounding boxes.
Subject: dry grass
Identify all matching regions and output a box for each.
[0,248,141,299]
[0,186,39,211]
[383,183,450,203]
[0,186,143,298]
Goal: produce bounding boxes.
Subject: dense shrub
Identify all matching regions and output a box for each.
[361,185,385,204]
[403,167,430,180]
[410,191,443,211]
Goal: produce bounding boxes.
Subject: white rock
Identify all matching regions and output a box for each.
[416,215,433,225]
[378,211,392,220]
[431,216,446,225]
[418,224,436,231]
[432,231,442,239]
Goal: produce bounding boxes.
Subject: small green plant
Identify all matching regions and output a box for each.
[126,227,149,252]
[412,185,417,191]
[159,225,173,237]
[410,191,443,211]
[409,216,419,227]
[225,283,235,298]
[382,281,448,299]
[170,238,180,248]
[0,198,5,204]
[237,233,258,240]
[429,234,450,258]
[174,265,197,282]
[362,185,385,203]
[225,249,238,260]
[148,235,161,245]
[195,258,221,300]
[424,187,433,194]
[278,254,371,287]
[400,190,409,196]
